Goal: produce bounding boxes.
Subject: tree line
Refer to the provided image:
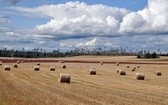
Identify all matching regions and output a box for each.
[0,47,162,58]
[137,51,159,59]
[0,47,136,58]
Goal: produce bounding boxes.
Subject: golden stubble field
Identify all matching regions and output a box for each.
[0,56,168,105]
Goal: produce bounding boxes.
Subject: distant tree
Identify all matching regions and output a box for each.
[0,47,161,58]
[151,52,157,58]
[137,55,142,58]
[137,51,159,59]
[144,52,151,59]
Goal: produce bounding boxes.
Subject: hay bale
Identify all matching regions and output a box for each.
[100,62,103,65]
[119,70,126,75]
[136,73,145,80]
[14,64,18,68]
[137,66,140,68]
[62,65,66,69]
[59,60,64,63]
[90,68,96,75]
[34,66,40,71]
[17,61,20,64]
[117,69,120,73]
[116,62,119,66]
[127,66,130,68]
[132,68,136,71]
[4,65,11,71]
[50,66,55,71]
[37,63,40,65]
[58,73,71,83]
[0,61,2,66]
[155,71,161,76]
[131,67,136,71]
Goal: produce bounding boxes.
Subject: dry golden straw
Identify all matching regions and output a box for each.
[100,62,103,65]
[14,64,18,68]
[4,65,11,71]
[50,66,55,71]
[17,61,20,64]
[62,65,66,69]
[34,66,40,71]
[136,73,145,80]
[155,71,161,76]
[119,70,126,75]
[132,68,136,71]
[117,69,120,73]
[59,60,64,63]
[58,73,71,83]
[116,62,119,66]
[90,67,96,75]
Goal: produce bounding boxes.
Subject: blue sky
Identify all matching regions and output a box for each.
[1,0,147,10]
[0,0,147,28]
[0,0,168,52]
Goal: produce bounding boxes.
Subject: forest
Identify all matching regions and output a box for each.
[0,47,162,58]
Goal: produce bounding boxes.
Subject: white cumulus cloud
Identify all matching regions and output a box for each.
[119,0,168,35]
[76,37,99,47]
[10,1,129,37]
[9,0,168,38]
[2,0,168,51]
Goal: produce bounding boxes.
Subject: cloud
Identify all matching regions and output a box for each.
[119,0,168,35]
[0,25,56,50]
[57,35,168,52]
[1,0,168,52]
[76,38,99,47]
[9,0,168,38]
[0,27,9,32]
[1,0,23,5]
[0,29,45,48]
[9,1,129,37]
[59,37,118,49]
[0,14,10,24]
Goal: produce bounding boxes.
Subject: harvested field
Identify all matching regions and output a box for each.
[0,56,168,105]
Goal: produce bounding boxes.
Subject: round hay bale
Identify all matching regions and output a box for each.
[37,63,40,66]
[14,64,18,68]
[136,73,145,80]
[50,66,55,71]
[59,60,64,63]
[155,71,161,76]
[119,70,126,75]
[132,68,136,71]
[137,66,140,68]
[100,62,103,65]
[116,62,119,66]
[58,73,71,83]
[0,61,2,66]
[127,66,130,68]
[17,61,20,64]
[90,68,96,75]
[117,69,120,73]
[34,66,40,71]
[62,65,66,69]
[4,65,11,71]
